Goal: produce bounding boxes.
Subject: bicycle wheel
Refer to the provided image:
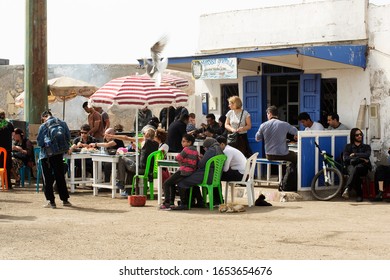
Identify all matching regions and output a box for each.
[311,167,344,201]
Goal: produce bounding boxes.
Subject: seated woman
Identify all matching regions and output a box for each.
[89,128,124,182]
[11,128,34,186]
[154,129,169,157]
[107,128,159,196]
[68,124,97,177]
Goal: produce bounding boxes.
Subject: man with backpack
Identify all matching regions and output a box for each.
[37,110,72,209]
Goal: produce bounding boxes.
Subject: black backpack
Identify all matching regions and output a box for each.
[44,118,70,157]
[280,163,297,192]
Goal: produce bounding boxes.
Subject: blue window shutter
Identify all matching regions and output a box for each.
[243,76,265,157]
[299,74,321,129]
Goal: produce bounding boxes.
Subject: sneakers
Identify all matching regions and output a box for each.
[43,202,56,209]
[171,204,188,210]
[372,191,383,202]
[342,188,349,199]
[159,204,172,211]
[356,196,363,202]
[120,190,129,197]
[63,201,73,207]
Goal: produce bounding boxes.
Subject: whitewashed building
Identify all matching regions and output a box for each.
[161,0,390,167]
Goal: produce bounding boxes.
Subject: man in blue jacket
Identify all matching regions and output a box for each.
[37,110,71,209]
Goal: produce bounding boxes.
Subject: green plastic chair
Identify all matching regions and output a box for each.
[131,150,164,200]
[189,154,227,210]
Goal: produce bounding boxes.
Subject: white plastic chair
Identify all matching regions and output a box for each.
[166,152,179,173]
[225,152,259,207]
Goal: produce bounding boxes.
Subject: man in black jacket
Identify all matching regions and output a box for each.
[167,114,189,152]
[342,128,372,202]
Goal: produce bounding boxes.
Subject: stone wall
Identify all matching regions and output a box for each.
[0,64,194,131]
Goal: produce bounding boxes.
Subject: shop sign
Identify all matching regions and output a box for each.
[191,57,237,80]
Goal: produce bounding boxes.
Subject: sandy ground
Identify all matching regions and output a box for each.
[1,186,390,260]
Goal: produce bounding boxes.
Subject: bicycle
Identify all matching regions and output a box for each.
[310,142,345,201]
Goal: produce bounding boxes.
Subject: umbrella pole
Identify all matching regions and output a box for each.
[135,108,139,178]
[62,97,65,120]
[166,110,169,130]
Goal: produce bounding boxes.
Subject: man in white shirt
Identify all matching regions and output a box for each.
[298,112,324,131]
[216,136,246,181]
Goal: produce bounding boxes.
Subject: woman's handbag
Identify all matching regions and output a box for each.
[227,132,239,147]
[227,111,244,148]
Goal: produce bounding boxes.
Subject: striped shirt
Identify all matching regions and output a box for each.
[176,146,199,176]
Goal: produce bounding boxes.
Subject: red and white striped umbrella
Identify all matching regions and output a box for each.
[89,75,188,110]
[159,74,189,88]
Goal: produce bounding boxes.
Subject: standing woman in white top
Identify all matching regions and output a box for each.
[224,96,253,158]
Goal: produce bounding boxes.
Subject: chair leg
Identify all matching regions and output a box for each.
[28,167,32,186]
[206,187,214,210]
[20,166,25,187]
[131,176,137,195]
[230,184,235,204]
[246,183,254,207]
[218,185,224,205]
[224,182,229,204]
[188,187,193,209]
[4,172,8,190]
[149,181,154,200]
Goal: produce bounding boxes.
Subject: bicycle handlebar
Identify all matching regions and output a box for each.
[314,141,333,158]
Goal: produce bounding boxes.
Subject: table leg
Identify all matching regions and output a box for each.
[92,160,98,196]
[70,158,75,193]
[111,162,117,198]
[157,166,163,205]
[81,157,86,188]
[256,162,261,180]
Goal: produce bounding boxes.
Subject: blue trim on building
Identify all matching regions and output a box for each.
[297,45,367,69]
[142,45,367,69]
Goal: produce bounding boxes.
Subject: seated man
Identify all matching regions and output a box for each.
[216,136,246,182]
[342,128,372,202]
[89,128,124,182]
[298,112,324,131]
[327,112,349,130]
[69,124,97,177]
[173,138,224,210]
[190,113,222,138]
[372,147,390,201]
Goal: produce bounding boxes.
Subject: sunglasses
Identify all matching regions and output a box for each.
[355,133,363,136]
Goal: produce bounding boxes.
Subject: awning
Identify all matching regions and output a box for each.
[139,45,367,73]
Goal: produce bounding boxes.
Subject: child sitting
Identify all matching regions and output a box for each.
[160,134,198,210]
